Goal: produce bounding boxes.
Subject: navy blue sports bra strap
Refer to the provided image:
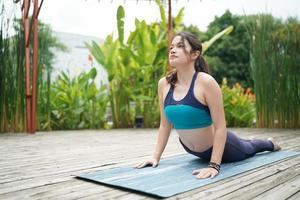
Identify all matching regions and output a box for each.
[189,71,198,92]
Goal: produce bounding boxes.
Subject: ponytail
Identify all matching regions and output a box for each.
[166,70,177,88]
[195,55,210,74]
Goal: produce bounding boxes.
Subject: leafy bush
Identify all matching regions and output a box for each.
[221,78,256,127]
[49,68,108,130]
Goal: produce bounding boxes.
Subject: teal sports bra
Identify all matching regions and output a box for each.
[163,72,213,129]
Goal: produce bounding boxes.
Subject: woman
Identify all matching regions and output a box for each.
[135,32,281,179]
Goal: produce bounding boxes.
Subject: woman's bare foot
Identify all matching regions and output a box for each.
[267,137,282,151]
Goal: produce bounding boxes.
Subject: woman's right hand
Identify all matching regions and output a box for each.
[134,158,159,169]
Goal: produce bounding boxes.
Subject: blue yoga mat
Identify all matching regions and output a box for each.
[77,150,300,198]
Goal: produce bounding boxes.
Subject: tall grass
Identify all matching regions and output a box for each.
[247,15,300,128]
[0,2,25,132]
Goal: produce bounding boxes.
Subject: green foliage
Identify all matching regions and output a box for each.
[50,68,108,130]
[12,18,67,131]
[33,21,68,131]
[221,78,256,127]
[87,1,171,128]
[87,2,233,128]
[184,10,253,89]
[126,19,168,128]
[0,0,68,132]
[202,25,233,54]
[117,6,125,45]
[0,1,25,132]
[246,15,300,128]
[4,2,281,131]
[184,10,300,128]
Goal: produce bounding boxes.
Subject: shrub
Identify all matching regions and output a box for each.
[49,68,108,130]
[221,78,256,127]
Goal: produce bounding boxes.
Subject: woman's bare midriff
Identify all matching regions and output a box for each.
[177,124,215,152]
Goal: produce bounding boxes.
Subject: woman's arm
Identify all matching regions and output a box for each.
[135,78,172,168]
[204,76,227,165]
[192,75,227,178]
[153,78,172,161]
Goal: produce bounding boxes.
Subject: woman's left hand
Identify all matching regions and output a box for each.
[192,167,219,179]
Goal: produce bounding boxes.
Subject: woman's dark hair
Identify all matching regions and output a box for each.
[166,32,210,87]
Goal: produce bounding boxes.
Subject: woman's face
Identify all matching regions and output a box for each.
[169,36,192,67]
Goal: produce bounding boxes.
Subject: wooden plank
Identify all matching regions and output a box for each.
[286,190,300,200]
[0,180,99,200]
[0,145,183,183]
[0,128,299,200]
[217,164,300,200]
[175,157,300,200]
[37,183,111,200]
[251,174,300,200]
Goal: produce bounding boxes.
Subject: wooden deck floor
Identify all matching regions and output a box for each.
[1,128,300,200]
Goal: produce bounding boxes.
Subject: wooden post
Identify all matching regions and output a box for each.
[31,0,39,133]
[167,0,173,72]
[22,0,32,133]
[19,0,43,133]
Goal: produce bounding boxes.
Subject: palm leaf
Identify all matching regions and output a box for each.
[202,25,234,54]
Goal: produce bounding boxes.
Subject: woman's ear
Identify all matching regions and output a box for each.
[192,50,201,60]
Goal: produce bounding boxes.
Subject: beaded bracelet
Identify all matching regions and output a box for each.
[208,162,221,172]
[208,162,221,169]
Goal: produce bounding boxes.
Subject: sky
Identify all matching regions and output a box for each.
[11,0,300,39]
